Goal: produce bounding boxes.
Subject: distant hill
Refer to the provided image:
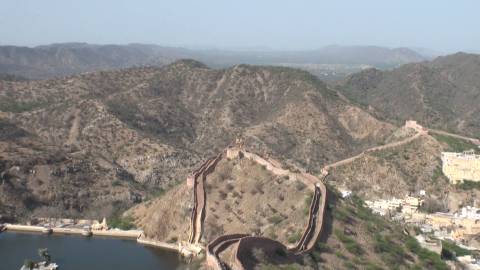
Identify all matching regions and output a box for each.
[339,52,480,137]
[0,73,28,81]
[0,43,191,79]
[0,43,429,80]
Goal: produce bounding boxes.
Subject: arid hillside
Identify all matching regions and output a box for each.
[328,126,480,213]
[338,52,480,137]
[131,147,448,270]
[130,155,310,245]
[0,60,395,221]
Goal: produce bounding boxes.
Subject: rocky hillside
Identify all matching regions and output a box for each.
[328,126,480,213]
[338,52,480,137]
[281,193,449,270]
[131,146,448,269]
[130,155,310,245]
[0,60,395,221]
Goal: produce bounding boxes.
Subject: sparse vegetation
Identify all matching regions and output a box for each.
[287,231,302,244]
[268,215,283,225]
[373,233,407,268]
[431,165,444,183]
[419,197,446,213]
[0,99,47,113]
[295,181,306,191]
[108,214,135,230]
[431,133,478,153]
[457,180,480,190]
[167,236,178,243]
[335,229,364,256]
[441,240,472,260]
[405,236,449,270]
[303,193,314,215]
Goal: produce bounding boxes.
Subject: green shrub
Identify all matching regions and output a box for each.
[167,236,178,243]
[287,231,302,243]
[441,240,472,259]
[457,180,480,190]
[374,234,407,267]
[431,133,478,153]
[108,214,135,230]
[268,215,283,225]
[112,180,121,186]
[432,166,444,183]
[295,181,306,191]
[405,236,448,270]
[304,193,314,215]
[335,251,347,260]
[343,261,358,269]
[334,208,351,223]
[335,229,364,256]
[0,99,47,113]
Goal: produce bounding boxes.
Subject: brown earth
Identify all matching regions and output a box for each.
[129,156,311,246]
[0,60,396,221]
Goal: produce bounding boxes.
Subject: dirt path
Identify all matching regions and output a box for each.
[322,123,479,174]
[65,108,81,146]
[324,131,424,172]
[429,129,480,145]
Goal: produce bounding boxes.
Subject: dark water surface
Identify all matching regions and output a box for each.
[0,232,186,270]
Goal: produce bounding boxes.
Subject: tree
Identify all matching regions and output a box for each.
[23,259,36,270]
[38,248,51,265]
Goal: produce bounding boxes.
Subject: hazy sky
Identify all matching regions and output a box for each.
[0,0,478,52]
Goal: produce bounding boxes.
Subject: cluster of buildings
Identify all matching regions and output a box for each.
[414,206,480,242]
[364,193,480,244]
[365,195,480,268]
[364,193,424,217]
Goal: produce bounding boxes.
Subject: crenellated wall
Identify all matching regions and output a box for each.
[189,152,224,244]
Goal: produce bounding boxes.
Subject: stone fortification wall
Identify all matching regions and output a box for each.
[202,146,328,270]
[233,236,289,270]
[206,234,249,270]
[189,152,224,244]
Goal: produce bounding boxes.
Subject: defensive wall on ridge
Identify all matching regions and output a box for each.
[194,145,327,270]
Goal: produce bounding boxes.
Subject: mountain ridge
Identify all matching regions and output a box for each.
[0,43,429,80]
[338,52,480,138]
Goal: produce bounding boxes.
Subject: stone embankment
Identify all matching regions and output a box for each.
[3,224,142,238]
[201,146,328,270]
[136,236,195,256]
